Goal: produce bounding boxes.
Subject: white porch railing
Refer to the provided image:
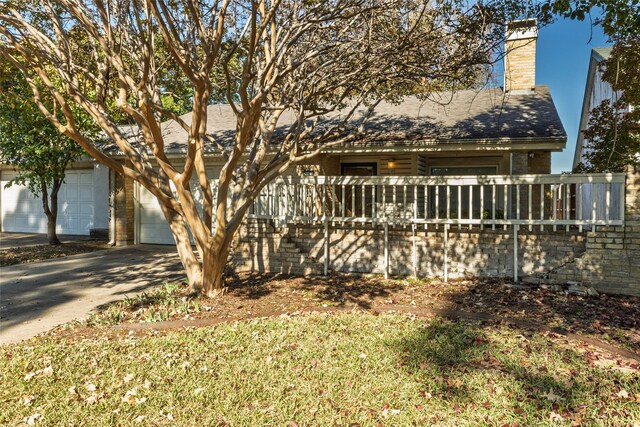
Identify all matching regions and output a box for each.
[250,173,626,228]
[248,173,626,281]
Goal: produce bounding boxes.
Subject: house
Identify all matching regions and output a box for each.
[130,20,565,244]
[1,22,636,294]
[0,161,109,237]
[0,20,563,244]
[110,20,629,290]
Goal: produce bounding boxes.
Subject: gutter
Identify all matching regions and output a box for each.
[103,136,568,159]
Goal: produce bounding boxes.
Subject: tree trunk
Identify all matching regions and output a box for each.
[159,202,204,293]
[45,213,60,245]
[201,243,231,298]
[41,180,61,246]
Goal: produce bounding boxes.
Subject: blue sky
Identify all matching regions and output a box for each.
[534,17,610,173]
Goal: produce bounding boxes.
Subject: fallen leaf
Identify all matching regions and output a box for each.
[542,389,564,403]
[194,388,206,396]
[85,393,103,405]
[123,374,134,383]
[549,411,563,423]
[616,389,629,399]
[122,388,140,404]
[85,383,97,392]
[24,413,41,426]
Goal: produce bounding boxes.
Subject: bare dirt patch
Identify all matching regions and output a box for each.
[56,273,640,360]
[0,240,109,266]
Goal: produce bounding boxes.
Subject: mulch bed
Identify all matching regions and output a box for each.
[51,273,640,363]
[0,240,109,266]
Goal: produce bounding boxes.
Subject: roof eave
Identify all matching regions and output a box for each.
[320,137,567,154]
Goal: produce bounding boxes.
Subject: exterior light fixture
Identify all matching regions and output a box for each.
[387,159,397,170]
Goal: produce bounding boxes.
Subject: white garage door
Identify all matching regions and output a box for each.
[1,170,95,235]
[138,177,210,245]
[138,183,176,245]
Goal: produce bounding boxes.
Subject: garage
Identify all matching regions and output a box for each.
[138,182,176,244]
[0,168,108,235]
[138,175,211,245]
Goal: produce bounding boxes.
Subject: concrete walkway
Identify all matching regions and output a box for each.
[0,245,185,345]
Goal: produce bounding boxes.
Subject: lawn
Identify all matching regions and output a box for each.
[2,313,638,426]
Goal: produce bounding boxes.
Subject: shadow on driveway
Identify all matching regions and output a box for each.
[0,244,185,345]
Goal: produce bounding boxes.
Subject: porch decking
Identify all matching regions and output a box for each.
[247,173,626,281]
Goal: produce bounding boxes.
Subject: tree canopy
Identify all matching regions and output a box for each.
[0,61,90,244]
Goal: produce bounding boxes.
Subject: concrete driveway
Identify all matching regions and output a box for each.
[0,245,185,345]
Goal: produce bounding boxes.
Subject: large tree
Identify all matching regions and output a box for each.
[0,62,88,245]
[0,0,542,296]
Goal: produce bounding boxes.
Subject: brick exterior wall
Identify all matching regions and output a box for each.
[542,166,640,295]
[505,37,536,91]
[232,167,640,296]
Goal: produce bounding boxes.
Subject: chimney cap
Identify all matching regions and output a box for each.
[507,18,538,41]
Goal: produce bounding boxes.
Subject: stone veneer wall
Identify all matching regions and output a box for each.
[113,169,135,246]
[232,167,640,296]
[233,222,586,281]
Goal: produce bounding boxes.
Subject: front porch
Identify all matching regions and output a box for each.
[234,172,632,290]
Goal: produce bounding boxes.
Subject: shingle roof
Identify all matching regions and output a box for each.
[131,85,566,153]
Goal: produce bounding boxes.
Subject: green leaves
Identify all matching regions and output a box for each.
[577,99,640,173]
[0,62,85,198]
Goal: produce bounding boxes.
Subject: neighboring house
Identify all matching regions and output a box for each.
[572,47,629,220]
[573,47,629,170]
[0,161,109,237]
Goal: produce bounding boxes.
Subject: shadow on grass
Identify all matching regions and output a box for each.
[391,318,601,420]
[225,271,404,309]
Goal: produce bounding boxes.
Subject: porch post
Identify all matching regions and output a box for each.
[513,224,519,282]
[444,224,448,283]
[324,217,330,276]
[412,223,417,277]
[384,222,389,279]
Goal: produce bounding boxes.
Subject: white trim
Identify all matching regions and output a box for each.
[506,19,538,40]
[429,165,498,176]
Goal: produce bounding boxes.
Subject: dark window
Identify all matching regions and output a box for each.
[340,162,377,176]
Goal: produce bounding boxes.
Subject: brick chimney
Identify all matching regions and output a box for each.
[504,19,537,92]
